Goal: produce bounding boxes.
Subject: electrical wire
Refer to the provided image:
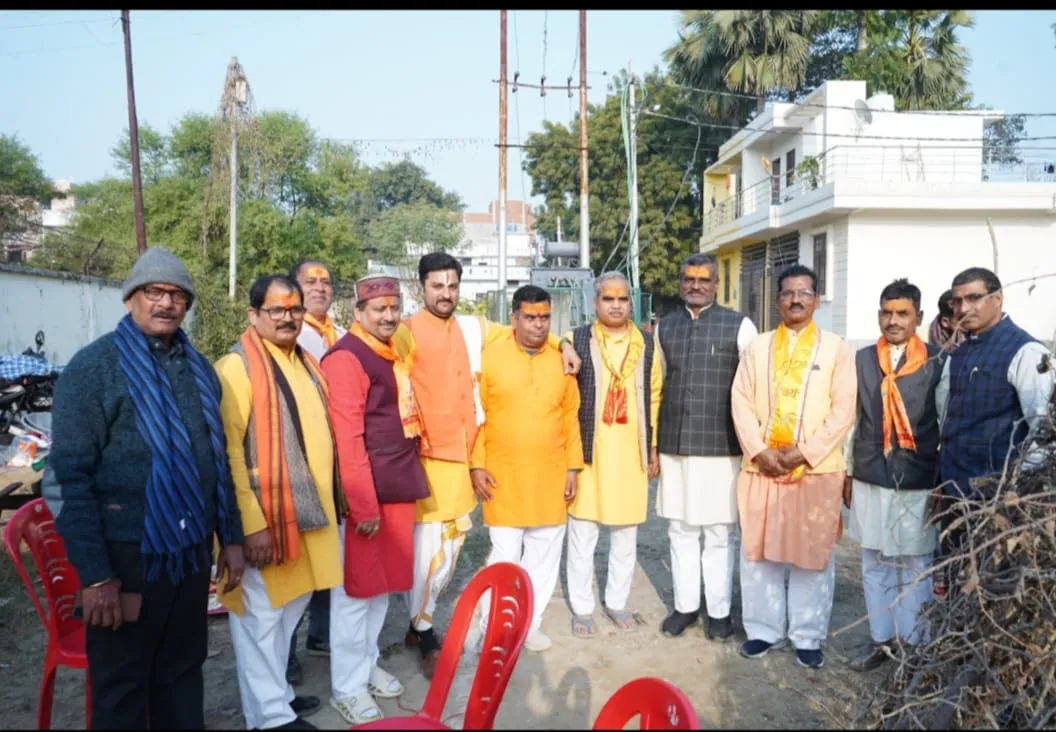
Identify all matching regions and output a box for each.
[540,10,549,121]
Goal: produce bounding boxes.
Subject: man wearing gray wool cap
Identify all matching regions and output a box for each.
[44,245,245,729]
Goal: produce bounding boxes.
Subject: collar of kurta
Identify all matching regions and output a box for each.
[684,303,714,321]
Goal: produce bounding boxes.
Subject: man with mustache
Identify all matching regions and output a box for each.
[282,260,345,685]
[565,272,662,637]
[731,264,857,670]
[390,252,581,677]
[845,279,941,672]
[322,275,428,724]
[45,247,245,729]
[215,274,343,731]
[935,267,1054,575]
[654,253,757,642]
[471,285,584,653]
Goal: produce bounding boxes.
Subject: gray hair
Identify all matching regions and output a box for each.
[681,252,718,279]
[593,271,631,299]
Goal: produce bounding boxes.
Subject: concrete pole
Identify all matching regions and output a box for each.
[628,60,640,291]
[498,10,509,317]
[578,9,590,270]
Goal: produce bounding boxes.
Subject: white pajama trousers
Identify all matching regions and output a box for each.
[861,548,933,645]
[566,517,637,616]
[330,523,390,701]
[668,520,737,619]
[478,525,565,634]
[740,549,836,651]
[229,567,312,730]
[408,520,468,632]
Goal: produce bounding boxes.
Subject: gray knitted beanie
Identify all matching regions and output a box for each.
[121,246,196,305]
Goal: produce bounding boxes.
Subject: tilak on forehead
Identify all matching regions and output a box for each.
[305,266,330,280]
[601,282,630,298]
[355,275,400,303]
[684,265,713,280]
[519,301,551,316]
[272,293,301,309]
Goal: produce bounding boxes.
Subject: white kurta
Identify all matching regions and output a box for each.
[655,310,757,526]
[846,342,937,558]
[297,319,347,361]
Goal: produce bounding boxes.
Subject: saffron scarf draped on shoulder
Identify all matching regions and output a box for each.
[350,322,427,445]
[236,327,342,565]
[765,321,819,483]
[876,334,928,456]
[305,313,339,348]
[594,321,645,425]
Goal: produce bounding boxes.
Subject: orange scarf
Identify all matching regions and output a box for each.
[350,322,427,445]
[877,335,928,456]
[305,313,339,348]
[594,322,644,425]
[240,327,334,563]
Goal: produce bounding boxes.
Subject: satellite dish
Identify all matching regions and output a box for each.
[854,99,874,125]
[761,156,772,176]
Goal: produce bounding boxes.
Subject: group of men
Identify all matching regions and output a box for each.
[43,241,1053,730]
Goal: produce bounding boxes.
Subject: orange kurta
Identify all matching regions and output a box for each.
[471,337,583,528]
[731,325,857,571]
[321,349,416,598]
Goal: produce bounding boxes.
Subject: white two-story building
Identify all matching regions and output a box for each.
[701,79,1056,347]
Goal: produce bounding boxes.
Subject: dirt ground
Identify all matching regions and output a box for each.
[0,482,882,730]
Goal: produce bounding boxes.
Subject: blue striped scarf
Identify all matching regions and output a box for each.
[113,314,236,584]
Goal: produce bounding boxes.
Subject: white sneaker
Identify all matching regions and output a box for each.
[368,665,405,698]
[330,695,383,725]
[524,630,552,652]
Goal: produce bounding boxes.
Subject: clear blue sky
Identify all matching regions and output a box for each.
[3,10,1055,213]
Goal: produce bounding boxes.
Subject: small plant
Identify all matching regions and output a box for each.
[796,156,821,190]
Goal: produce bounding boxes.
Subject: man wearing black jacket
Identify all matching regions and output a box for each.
[44,246,245,728]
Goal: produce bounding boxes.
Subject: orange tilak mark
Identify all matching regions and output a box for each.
[519,302,551,316]
[273,294,301,309]
[684,266,712,280]
[601,285,630,300]
[375,296,400,309]
[306,266,329,279]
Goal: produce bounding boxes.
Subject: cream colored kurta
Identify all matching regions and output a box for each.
[214,341,343,614]
[654,305,759,527]
[731,324,857,571]
[846,342,937,557]
[565,326,663,526]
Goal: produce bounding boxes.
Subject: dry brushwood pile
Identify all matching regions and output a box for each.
[855,392,1056,729]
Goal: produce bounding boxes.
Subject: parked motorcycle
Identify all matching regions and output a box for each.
[0,331,61,434]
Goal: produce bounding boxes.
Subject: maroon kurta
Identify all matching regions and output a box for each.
[321,340,427,599]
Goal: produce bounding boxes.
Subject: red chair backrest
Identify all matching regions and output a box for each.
[419,561,534,730]
[593,677,700,730]
[3,498,83,645]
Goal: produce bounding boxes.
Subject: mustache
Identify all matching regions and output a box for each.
[277,323,298,331]
[379,320,398,328]
[151,308,177,317]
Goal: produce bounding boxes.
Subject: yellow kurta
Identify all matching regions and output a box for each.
[471,337,584,527]
[392,318,565,524]
[566,327,663,526]
[214,341,343,615]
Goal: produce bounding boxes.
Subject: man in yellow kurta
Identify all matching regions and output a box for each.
[215,274,343,730]
[731,264,857,671]
[564,272,662,637]
[391,253,580,675]
[470,285,584,653]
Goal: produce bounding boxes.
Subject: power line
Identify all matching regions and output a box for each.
[540,10,549,120]
[645,110,1056,143]
[0,14,118,31]
[667,80,1056,119]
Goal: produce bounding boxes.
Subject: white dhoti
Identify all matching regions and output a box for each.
[408,516,470,632]
[229,567,312,730]
[330,523,390,700]
[565,516,637,616]
[657,454,740,619]
[740,548,836,651]
[861,549,932,646]
[478,524,566,634]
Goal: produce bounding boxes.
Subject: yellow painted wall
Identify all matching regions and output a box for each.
[717,246,742,310]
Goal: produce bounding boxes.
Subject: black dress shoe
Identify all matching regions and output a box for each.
[660,609,700,637]
[848,642,894,672]
[291,695,321,718]
[706,614,734,641]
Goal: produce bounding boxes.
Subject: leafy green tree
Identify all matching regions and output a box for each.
[0,134,59,255]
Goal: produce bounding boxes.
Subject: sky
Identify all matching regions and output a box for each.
[3,10,1055,214]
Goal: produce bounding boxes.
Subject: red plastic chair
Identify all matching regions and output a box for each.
[4,498,90,730]
[353,561,534,731]
[593,677,699,730]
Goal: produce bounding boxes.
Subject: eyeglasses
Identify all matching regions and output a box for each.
[778,289,817,301]
[258,306,307,321]
[141,286,190,306]
[949,291,996,308]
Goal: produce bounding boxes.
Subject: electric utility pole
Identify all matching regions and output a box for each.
[628,60,640,290]
[578,9,590,270]
[121,10,146,255]
[498,10,509,312]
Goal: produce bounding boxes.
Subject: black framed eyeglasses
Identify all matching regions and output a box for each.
[258,306,307,321]
[141,285,190,306]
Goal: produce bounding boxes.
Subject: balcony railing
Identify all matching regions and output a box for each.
[703,144,1056,235]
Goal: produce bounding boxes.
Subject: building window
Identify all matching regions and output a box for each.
[770,158,782,204]
[786,149,796,188]
[813,232,828,296]
[723,258,731,303]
